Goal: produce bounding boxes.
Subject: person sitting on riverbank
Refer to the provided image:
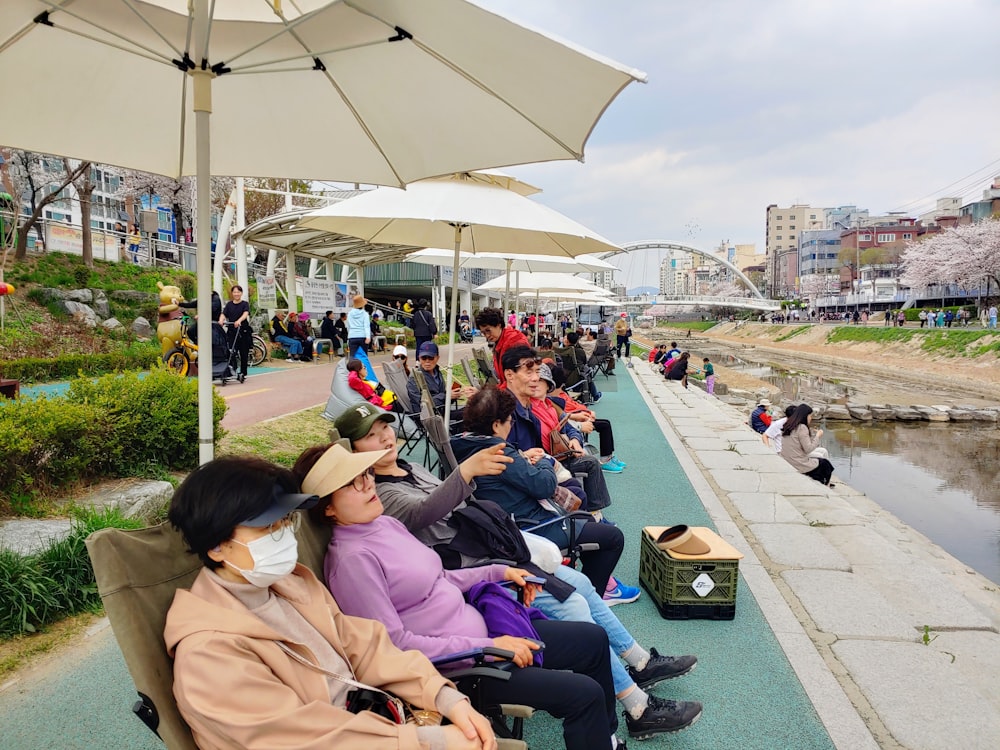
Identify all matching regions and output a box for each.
[665,352,690,388]
[750,399,772,433]
[762,405,795,453]
[779,404,835,486]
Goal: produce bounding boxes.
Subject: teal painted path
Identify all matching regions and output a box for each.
[17,365,285,399]
[521,364,834,749]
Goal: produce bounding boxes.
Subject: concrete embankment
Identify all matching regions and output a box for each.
[628,361,1000,750]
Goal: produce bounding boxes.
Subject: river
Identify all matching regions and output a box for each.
[700,344,1000,585]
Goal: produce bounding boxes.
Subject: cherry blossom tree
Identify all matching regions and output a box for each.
[900,219,1000,297]
[799,272,840,301]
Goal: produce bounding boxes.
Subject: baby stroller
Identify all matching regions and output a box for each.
[459,321,474,344]
[210,322,236,385]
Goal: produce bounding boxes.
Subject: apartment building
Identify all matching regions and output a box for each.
[765,204,824,297]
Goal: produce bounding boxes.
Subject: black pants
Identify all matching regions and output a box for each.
[226,325,251,376]
[615,335,630,358]
[475,619,616,749]
[592,419,614,457]
[804,458,835,485]
[564,452,611,510]
[532,517,623,593]
[348,337,366,358]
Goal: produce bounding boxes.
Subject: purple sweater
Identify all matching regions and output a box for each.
[325,515,507,661]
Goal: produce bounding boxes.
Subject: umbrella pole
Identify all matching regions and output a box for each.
[503,258,512,313]
[193,8,214,465]
[534,289,540,347]
[444,224,465,427]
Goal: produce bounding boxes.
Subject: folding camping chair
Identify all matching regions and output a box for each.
[86,520,530,750]
[472,346,499,387]
[588,337,615,378]
[381,359,427,456]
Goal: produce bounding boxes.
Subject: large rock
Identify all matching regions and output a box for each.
[948,409,975,421]
[73,479,174,520]
[111,290,157,303]
[0,519,73,556]
[868,404,896,420]
[892,406,923,420]
[913,405,949,422]
[131,316,154,338]
[65,288,93,303]
[811,403,827,419]
[101,317,123,330]
[58,300,99,327]
[847,404,873,421]
[824,404,852,420]
[971,409,999,422]
[91,288,110,318]
[36,287,67,302]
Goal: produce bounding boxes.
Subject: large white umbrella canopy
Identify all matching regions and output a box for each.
[298,171,622,422]
[0,1,644,463]
[476,271,614,296]
[408,248,616,274]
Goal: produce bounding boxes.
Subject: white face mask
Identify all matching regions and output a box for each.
[225,530,299,587]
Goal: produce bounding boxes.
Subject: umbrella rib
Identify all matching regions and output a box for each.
[222,4,327,68]
[342,2,582,161]
[22,0,179,64]
[119,0,185,58]
[225,38,387,74]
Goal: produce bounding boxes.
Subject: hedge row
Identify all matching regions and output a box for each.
[0,508,145,639]
[0,349,161,383]
[0,368,227,513]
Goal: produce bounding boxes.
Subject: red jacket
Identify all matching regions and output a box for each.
[493,327,530,387]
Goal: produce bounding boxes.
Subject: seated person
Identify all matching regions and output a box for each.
[319,310,342,356]
[665,352,690,388]
[563,332,600,402]
[313,406,703,741]
[501,346,617,527]
[779,404,835,485]
[406,342,476,422]
[543,364,626,472]
[750,399,772,434]
[346,358,398,411]
[163,455,493,749]
[270,311,305,361]
[651,344,668,364]
[391,344,411,376]
[298,443,621,750]
[286,312,314,361]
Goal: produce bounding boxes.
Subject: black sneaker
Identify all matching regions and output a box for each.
[627,649,697,689]
[624,695,703,739]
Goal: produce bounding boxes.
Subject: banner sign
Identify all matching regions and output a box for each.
[301,277,336,312]
[257,276,277,308]
[46,224,121,261]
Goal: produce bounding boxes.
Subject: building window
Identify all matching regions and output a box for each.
[776,235,782,240]
[775,215,783,220]
[877,233,894,242]
[810,214,816,219]
[859,233,872,242]
[789,225,796,230]
[902,233,912,240]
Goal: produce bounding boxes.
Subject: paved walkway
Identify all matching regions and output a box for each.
[2,348,998,749]
[627,359,1000,750]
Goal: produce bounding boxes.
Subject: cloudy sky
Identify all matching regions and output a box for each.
[476,0,1000,290]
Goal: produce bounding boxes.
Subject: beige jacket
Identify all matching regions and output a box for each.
[779,423,821,473]
[164,564,453,750]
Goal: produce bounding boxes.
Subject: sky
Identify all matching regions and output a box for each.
[473,0,1000,290]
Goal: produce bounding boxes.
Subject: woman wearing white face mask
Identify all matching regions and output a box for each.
[164,455,496,750]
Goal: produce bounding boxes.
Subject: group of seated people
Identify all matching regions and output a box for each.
[649,342,691,387]
[164,323,704,748]
[270,310,316,362]
[752,400,835,486]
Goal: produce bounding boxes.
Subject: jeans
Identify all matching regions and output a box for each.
[274,335,302,356]
[533,565,638,695]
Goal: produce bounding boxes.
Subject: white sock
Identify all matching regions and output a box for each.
[620,685,649,720]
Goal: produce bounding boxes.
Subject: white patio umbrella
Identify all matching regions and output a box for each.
[298,171,622,423]
[0,1,644,463]
[407,247,616,311]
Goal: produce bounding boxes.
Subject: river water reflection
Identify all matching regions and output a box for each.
[821,420,1000,585]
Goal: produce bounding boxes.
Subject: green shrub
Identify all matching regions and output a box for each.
[178,275,196,299]
[0,507,145,639]
[72,266,91,287]
[0,549,60,637]
[0,347,160,383]
[0,369,226,512]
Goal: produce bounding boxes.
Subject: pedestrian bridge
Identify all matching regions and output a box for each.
[609,294,783,312]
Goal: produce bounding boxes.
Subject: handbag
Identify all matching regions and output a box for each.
[550,484,582,512]
[548,412,575,461]
[275,641,441,726]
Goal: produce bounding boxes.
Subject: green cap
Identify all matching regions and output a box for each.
[334,403,396,442]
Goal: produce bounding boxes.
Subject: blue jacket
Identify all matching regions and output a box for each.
[506,397,584,453]
[347,308,370,339]
[450,433,558,529]
[750,406,771,434]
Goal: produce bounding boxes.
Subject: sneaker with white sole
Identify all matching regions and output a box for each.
[624,695,702,739]
[627,649,697,689]
[603,579,641,606]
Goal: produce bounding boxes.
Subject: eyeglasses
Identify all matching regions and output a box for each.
[266,513,302,541]
[339,467,375,493]
[393,354,407,360]
[512,358,542,372]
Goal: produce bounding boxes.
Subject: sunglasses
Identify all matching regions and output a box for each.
[393,354,407,359]
[512,357,542,372]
